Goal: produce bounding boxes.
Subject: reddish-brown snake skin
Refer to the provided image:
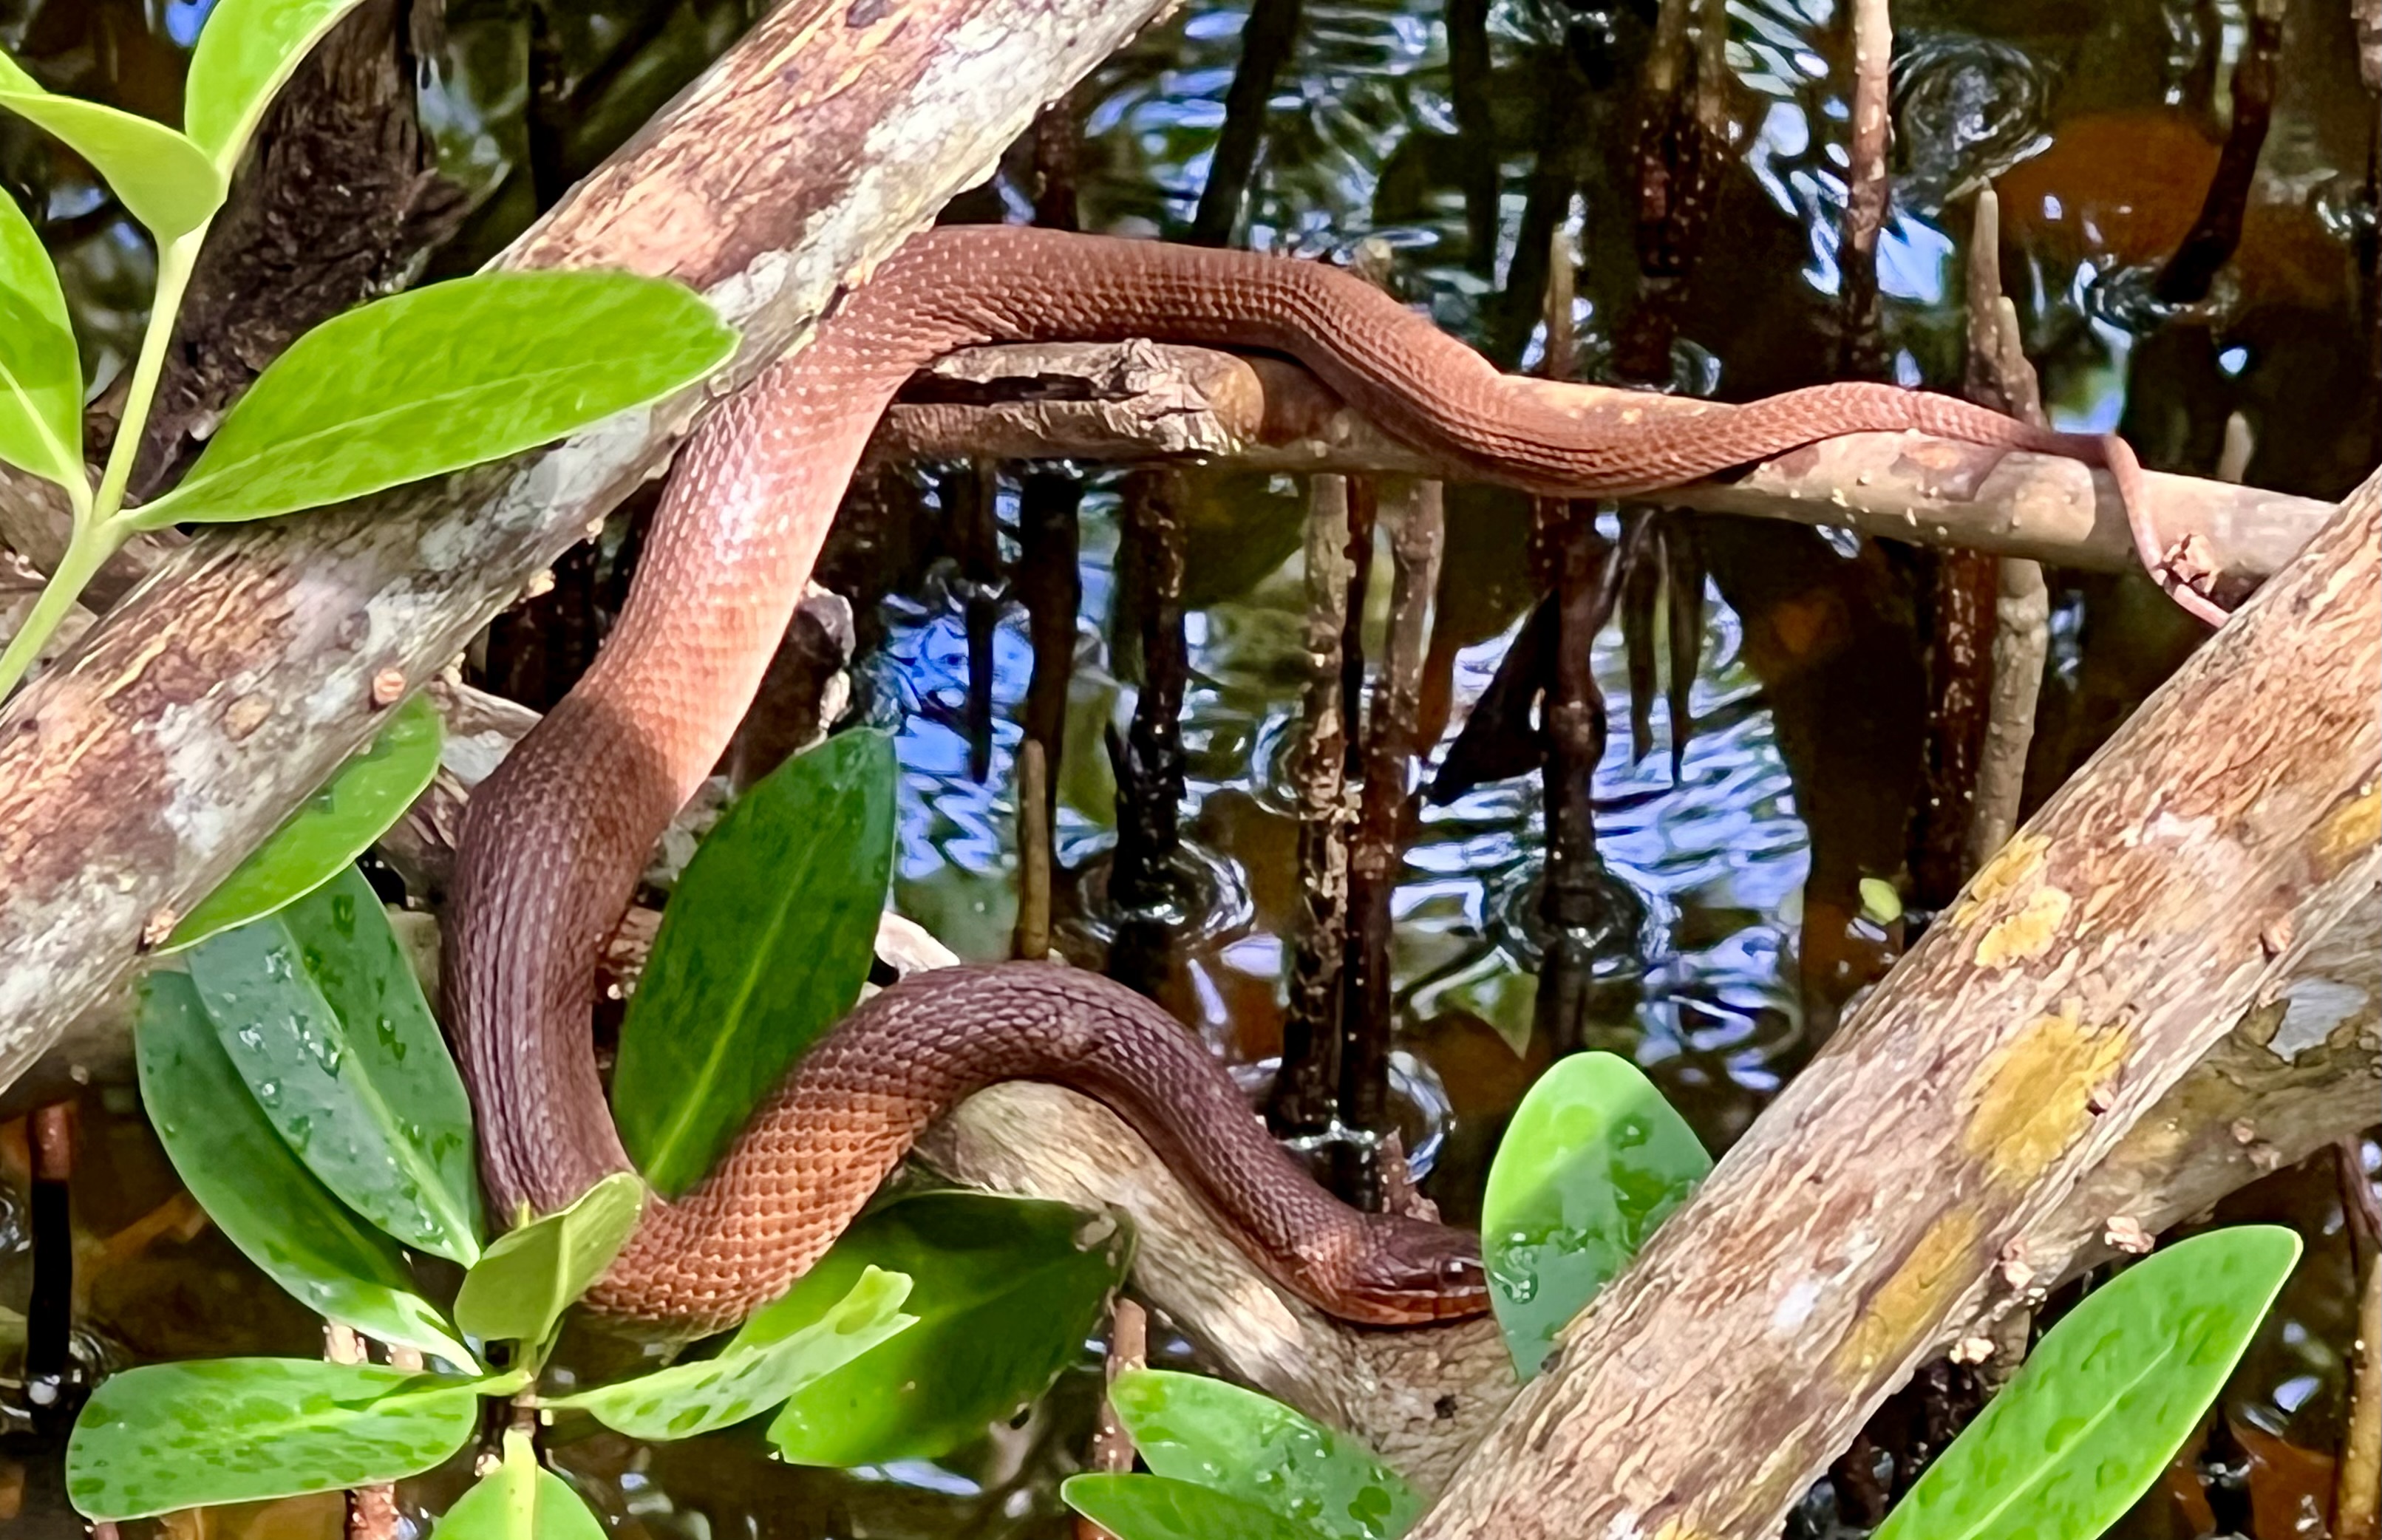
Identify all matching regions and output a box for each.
[444,225,2162,1333]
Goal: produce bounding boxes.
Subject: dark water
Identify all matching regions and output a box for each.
[1,0,2374,1533]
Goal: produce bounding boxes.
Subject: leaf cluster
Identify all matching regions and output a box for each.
[0,0,737,702]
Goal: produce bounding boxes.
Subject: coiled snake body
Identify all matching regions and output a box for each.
[445,225,2160,1335]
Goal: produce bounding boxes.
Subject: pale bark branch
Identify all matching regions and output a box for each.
[874,340,2330,583]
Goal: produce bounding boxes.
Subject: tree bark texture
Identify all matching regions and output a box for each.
[0,0,1174,1097]
[1403,473,2380,1539]
[878,340,2332,585]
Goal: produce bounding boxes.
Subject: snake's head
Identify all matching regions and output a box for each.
[1347,1216,1490,1325]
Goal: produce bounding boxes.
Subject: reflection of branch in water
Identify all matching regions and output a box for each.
[1189,0,1307,246]
[1443,0,1500,277]
[1106,472,1191,997]
[2154,0,2285,306]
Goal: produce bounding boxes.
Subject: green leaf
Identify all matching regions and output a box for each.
[135,973,470,1364]
[431,1428,607,1540]
[0,168,83,499]
[131,270,736,528]
[65,1357,484,1520]
[1874,1226,2301,1540]
[763,1191,1132,1465]
[1063,1474,1323,1540]
[452,1172,644,1348]
[1480,1052,1709,1379]
[0,52,224,238]
[167,692,443,950]
[183,865,482,1264]
[614,729,896,1196]
[183,0,371,173]
[551,1266,915,1441]
[1107,1370,1418,1540]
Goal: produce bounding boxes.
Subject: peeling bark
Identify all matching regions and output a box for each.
[1404,474,2381,1539]
[0,0,1177,1095]
[875,340,2332,585]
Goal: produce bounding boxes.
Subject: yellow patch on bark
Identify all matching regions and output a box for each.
[1973,884,2073,967]
[1964,1005,2131,1187]
[1950,832,2049,927]
[1834,1209,1981,1377]
[2313,782,2379,879]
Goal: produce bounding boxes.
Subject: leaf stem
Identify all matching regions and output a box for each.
[91,229,203,525]
[0,522,115,700]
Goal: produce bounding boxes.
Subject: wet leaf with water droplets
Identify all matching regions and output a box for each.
[1103,1370,1417,1540]
[551,1267,914,1441]
[166,695,442,951]
[763,1191,1133,1465]
[65,1357,489,1519]
[1063,1473,1322,1540]
[186,865,481,1264]
[134,973,471,1365]
[1874,1226,2301,1540]
[1480,1051,1709,1380]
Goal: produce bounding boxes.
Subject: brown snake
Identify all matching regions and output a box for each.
[445,224,2180,1335]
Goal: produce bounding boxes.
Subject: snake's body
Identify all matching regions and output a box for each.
[445,225,2157,1334]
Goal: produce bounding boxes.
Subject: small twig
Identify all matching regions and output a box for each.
[1077,1298,1151,1540]
[1018,471,1082,824]
[949,464,1004,786]
[1336,482,1443,1202]
[1835,0,1892,379]
[2341,1189,2382,1540]
[1014,740,1054,961]
[1270,476,1357,1136]
[1960,188,2049,873]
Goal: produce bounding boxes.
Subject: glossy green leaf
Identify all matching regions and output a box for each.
[1874,1226,2301,1540]
[0,164,83,498]
[132,270,735,528]
[184,865,481,1264]
[1107,1370,1418,1540]
[431,1428,606,1540]
[452,1172,644,1348]
[553,1266,915,1441]
[0,52,224,238]
[1481,1052,1709,1379]
[167,692,443,949]
[615,729,896,1196]
[66,1357,485,1520]
[1063,1474,1321,1540]
[135,973,470,1364]
[764,1191,1133,1465]
[183,0,371,172]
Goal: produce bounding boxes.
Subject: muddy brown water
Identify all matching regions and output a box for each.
[1,0,2374,1533]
